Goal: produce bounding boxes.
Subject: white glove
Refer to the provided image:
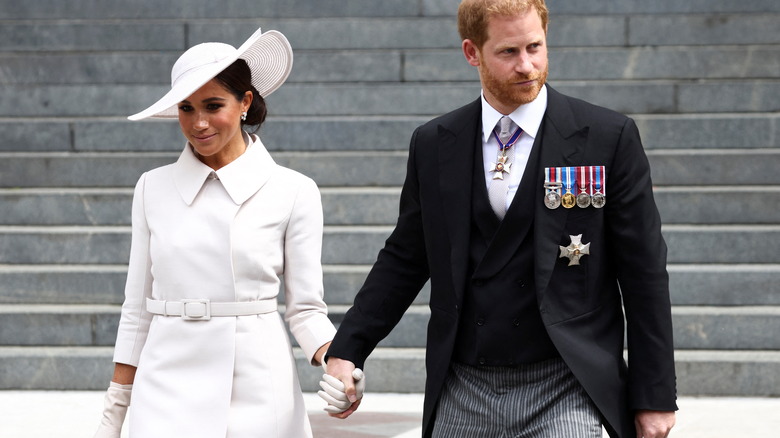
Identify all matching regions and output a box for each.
[318,368,365,414]
[94,382,132,438]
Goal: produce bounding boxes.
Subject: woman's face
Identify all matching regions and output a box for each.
[178,79,252,170]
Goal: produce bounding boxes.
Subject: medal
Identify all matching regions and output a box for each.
[561,167,576,209]
[575,166,591,208]
[559,234,591,266]
[591,166,606,208]
[489,125,523,180]
[544,167,562,209]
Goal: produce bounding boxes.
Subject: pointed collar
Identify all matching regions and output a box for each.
[173,132,276,206]
[480,84,548,143]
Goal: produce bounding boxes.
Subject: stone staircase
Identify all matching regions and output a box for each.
[1,0,779,396]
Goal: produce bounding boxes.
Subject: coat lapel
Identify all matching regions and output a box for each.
[437,99,481,306]
[533,86,591,296]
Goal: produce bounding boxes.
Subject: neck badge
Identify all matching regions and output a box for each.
[489,125,523,180]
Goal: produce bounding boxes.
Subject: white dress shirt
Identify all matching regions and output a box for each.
[480,85,548,210]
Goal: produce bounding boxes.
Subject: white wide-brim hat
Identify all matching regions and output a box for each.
[128,27,292,121]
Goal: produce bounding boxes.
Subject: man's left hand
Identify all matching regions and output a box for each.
[635,410,675,438]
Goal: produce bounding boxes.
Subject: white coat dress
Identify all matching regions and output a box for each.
[112,133,336,437]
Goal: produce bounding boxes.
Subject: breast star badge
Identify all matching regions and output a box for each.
[559,234,590,266]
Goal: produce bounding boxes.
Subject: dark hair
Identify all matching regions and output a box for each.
[215,59,267,131]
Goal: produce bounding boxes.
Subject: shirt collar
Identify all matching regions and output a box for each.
[174,132,276,206]
[480,84,548,143]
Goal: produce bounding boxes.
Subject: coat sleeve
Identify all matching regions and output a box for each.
[605,118,677,411]
[113,173,155,366]
[282,177,337,364]
[327,127,432,369]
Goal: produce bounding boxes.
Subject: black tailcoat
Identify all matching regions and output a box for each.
[328,86,677,437]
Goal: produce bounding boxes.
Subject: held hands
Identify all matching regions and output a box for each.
[94,382,133,438]
[318,358,365,418]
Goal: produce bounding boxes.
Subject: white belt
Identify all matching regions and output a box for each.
[146,298,277,321]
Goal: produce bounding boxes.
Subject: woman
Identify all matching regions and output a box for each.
[93,28,337,437]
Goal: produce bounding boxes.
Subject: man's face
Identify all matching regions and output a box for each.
[462,7,549,114]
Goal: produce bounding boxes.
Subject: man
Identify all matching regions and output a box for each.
[325,1,677,436]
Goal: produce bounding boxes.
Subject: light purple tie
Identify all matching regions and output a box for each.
[488,116,516,220]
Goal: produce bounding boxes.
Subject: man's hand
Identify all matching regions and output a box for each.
[635,410,675,438]
[321,357,363,419]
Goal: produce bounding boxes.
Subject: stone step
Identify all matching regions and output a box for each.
[4,13,777,52]
[3,186,780,226]
[3,263,778,307]
[0,0,423,20]
[2,149,779,188]
[4,45,778,85]
[1,224,779,265]
[3,113,779,153]
[3,81,779,118]
[3,0,779,21]
[1,346,778,395]
[2,304,779,351]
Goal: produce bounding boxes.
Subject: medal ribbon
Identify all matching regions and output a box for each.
[492,126,523,152]
[563,167,575,194]
[578,166,589,193]
[594,166,605,194]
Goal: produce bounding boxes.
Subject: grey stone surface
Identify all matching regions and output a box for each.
[673,307,780,349]
[426,0,780,16]
[0,347,114,390]
[544,0,780,14]
[678,81,780,113]
[630,14,780,45]
[0,266,127,305]
[0,189,134,226]
[553,81,676,115]
[0,153,174,188]
[663,225,780,264]
[321,188,401,225]
[0,84,169,117]
[669,265,780,306]
[675,350,780,396]
[0,227,131,264]
[655,187,780,224]
[190,19,460,51]
[634,114,780,150]
[0,53,178,85]
[0,0,420,20]
[647,150,780,185]
[0,51,401,85]
[0,305,119,346]
[0,121,71,152]
[0,23,185,51]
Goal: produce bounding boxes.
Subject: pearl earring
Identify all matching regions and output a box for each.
[240,111,247,121]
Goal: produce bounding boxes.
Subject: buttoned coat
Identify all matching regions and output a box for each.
[113,134,336,437]
[328,86,677,438]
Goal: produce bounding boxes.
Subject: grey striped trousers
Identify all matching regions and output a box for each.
[431,358,602,438]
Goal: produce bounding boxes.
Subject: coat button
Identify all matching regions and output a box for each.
[512,318,520,327]
[478,357,486,365]
[476,318,485,326]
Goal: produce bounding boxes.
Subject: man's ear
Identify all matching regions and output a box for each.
[462,39,481,67]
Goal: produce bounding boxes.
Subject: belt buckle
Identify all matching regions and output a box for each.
[180,299,211,321]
